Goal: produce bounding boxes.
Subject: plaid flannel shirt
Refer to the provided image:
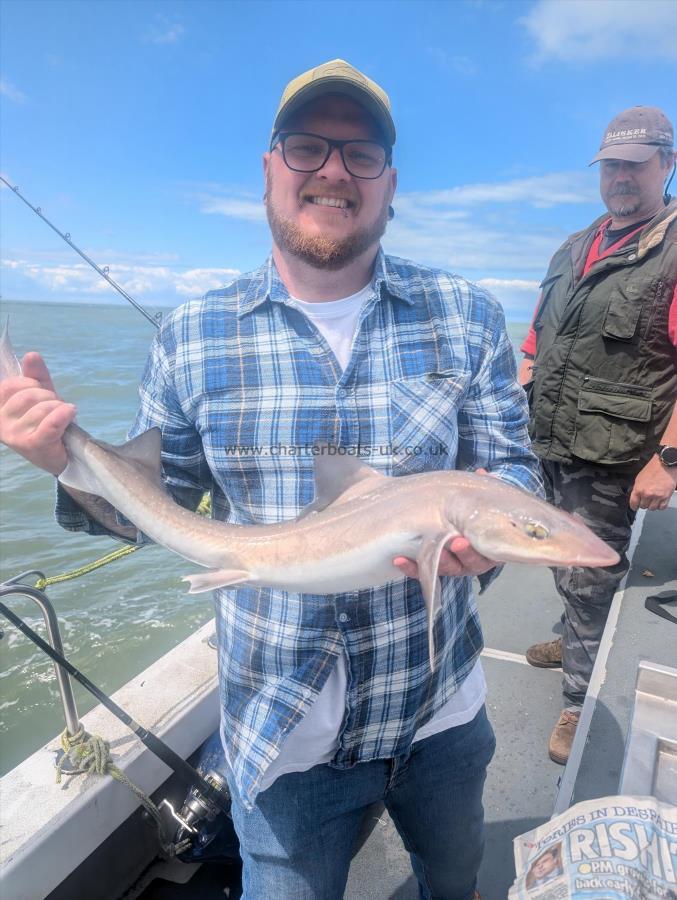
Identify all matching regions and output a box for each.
[57,250,542,808]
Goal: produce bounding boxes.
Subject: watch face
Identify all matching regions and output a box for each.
[659,445,677,466]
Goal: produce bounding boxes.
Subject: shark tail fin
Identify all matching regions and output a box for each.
[0,319,22,380]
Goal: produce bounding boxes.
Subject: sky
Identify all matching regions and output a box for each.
[1,0,676,321]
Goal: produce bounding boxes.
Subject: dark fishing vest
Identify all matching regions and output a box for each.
[530,199,677,471]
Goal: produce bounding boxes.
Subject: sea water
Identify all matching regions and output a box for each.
[0,299,529,775]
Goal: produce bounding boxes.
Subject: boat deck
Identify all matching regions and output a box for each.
[138,500,676,899]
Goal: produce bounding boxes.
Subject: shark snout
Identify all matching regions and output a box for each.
[464,507,620,570]
[562,533,620,568]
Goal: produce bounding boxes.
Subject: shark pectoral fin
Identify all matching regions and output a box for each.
[417,532,455,672]
[183,568,250,594]
[59,459,104,496]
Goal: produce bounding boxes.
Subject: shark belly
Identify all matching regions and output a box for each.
[247,530,423,594]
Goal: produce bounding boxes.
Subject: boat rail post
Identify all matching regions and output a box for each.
[0,571,81,736]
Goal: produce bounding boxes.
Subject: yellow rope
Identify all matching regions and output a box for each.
[34,545,140,590]
[196,492,212,516]
[32,491,212,590]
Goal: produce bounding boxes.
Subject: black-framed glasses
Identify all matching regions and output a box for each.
[271,131,391,180]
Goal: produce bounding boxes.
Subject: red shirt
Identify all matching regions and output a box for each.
[521,219,677,356]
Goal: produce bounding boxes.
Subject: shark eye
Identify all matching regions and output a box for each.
[525,521,549,540]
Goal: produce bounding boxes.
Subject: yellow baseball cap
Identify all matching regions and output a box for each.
[272,58,396,146]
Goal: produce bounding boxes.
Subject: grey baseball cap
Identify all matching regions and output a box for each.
[590,106,674,164]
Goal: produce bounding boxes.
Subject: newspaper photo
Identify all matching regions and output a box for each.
[509,795,677,899]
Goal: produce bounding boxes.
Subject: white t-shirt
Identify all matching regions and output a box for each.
[258,284,486,792]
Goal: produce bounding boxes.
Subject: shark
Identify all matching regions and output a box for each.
[0,323,619,666]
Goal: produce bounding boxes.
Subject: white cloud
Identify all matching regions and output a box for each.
[381,171,598,275]
[522,0,677,64]
[0,80,27,103]
[477,277,541,293]
[174,267,240,297]
[403,172,598,208]
[475,278,540,317]
[2,258,240,301]
[198,194,267,223]
[382,214,561,275]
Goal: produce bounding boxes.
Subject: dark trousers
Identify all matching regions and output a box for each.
[540,459,636,709]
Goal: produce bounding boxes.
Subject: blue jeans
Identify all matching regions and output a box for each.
[226,705,495,900]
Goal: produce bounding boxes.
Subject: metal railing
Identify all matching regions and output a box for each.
[0,571,80,735]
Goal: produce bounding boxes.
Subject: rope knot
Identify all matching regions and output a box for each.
[57,726,112,781]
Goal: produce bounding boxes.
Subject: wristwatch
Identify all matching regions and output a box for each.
[657,445,677,467]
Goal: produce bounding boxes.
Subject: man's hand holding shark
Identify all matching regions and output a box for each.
[0,350,75,475]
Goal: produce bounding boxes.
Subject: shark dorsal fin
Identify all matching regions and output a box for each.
[107,428,165,486]
[308,445,385,511]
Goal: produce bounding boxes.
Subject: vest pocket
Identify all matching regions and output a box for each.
[601,281,646,342]
[572,378,652,464]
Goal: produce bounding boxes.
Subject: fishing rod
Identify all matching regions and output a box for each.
[0,593,230,817]
[2,182,230,826]
[0,175,161,329]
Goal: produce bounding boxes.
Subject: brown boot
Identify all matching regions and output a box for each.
[525,637,562,668]
[548,710,580,765]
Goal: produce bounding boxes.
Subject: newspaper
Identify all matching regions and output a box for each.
[509,796,677,899]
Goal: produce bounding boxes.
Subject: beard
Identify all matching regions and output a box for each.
[605,185,641,218]
[265,174,390,270]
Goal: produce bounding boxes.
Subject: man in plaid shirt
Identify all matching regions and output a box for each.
[1,60,541,899]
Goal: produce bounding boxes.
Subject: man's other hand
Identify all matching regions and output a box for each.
[518,356,534,387]
[629,454,677,511]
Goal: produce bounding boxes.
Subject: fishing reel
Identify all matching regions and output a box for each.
[162,733,240,863]
[162,769,228,839]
